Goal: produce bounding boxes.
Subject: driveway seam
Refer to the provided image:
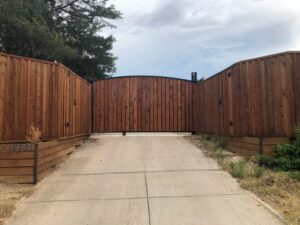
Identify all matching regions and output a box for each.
[58,169,222,176]
[20,193,250,204]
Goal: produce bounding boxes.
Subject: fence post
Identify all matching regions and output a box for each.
[91,81,94,133]
[191,72,198,83]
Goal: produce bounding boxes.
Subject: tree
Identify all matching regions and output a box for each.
[0,0,121,81]
[0,0,76,61]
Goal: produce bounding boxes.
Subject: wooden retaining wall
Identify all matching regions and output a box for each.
[226,137,290,158]
[0,136,87,184]
[0,53,92,142]
[93,77,194,132]
[194,51,300,139]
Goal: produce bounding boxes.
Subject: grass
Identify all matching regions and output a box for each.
[189,135,300,225]
[0,183,33,225]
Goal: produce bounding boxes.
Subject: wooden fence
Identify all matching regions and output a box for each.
[93,77,194,132]
[0,53,92,143]
[194,51,300,138]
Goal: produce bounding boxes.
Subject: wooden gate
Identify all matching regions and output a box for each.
[93,76,194,132]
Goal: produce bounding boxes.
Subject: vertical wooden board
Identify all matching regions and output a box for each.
[142,78,147,131]
[93,82,97,132]
[4,57,15,140]
[153,78,158,131]
[107,79,113,132]
[181,81,186,131]
[284,54,295,137]
[104,80,109,131]
[56,65,62,137]
[223,72,229,135]
[65,68,70,136]
[251,61,258,136]
[157,78,162,131]
[294,54,300,127]
[169,79,174,131]
[161,78,166,131]
[0,55,7,140]
[125,78,130,131]
[13,58,20,139]
[137,78,142,131]
[116,79,121,131]
[165,79,170,131]
[277,55,287,136]
[241,62,250,136]
[133,78,138,131]
[122,78,127,131]
[265,58,276,136]
[280,55,291,137]
[185,82,190,131]
[22,60,30,139]
[70,76,75,136]
[177,80,182,131]
[145,78,150,131]
[112,79,117,131]
[189,83,194,132]
[227,68,234,136]
[149,78,154,131]
[173,80,178,131]
[128,78,133,131]
[41,64,48,137]
[231,65,239,136]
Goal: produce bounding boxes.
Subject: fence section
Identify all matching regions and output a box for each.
[93,77,194,132]
[194,52,300,138]
[0,53,91,142]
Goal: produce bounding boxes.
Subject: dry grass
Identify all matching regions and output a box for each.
[188,135,300,225]
[0,183,34,225]
[26,124,41,143]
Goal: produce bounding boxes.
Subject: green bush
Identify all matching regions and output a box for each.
[258,127,300,171]
[288,171,300,181]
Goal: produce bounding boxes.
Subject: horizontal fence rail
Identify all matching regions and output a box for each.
[0,53,92,142]
[194,51,300,138]
[93,77,194,132]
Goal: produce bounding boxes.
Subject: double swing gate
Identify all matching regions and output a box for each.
[92,76,195,133]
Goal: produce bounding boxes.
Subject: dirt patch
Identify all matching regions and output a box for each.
[188,135,300,225]
[0,183,34,225]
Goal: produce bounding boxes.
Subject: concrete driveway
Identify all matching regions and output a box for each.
[6,134,282,225]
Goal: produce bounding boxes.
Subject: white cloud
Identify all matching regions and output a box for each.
[107,0,300,79]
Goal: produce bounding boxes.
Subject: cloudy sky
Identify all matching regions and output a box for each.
[105,0,300,80]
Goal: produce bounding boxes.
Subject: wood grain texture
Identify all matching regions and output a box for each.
[93,77,194,132]
[194,52,300,138]
[0,53,91,142]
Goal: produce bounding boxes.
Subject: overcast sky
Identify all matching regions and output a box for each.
[105,0,300,80]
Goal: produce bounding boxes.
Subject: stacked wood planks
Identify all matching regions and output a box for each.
[93,77,194,132]
[0,136,86,184]
[226,137,290,158]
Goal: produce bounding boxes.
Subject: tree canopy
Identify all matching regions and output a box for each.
[0,0,121,81]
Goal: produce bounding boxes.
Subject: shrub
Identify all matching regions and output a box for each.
[258,127,300,171]
[288,171,300,181]
[229,161,263,179]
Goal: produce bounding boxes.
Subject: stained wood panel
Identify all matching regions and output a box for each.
[194,51,300,138]
[93,77,195,132]
[0,53,91,142]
